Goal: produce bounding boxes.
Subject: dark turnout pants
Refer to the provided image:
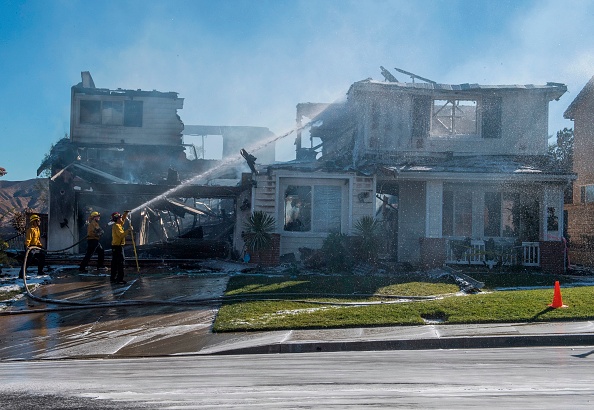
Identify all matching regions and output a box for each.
[110,245,125,282]
[19,248,45,278]
[79,239,105,270]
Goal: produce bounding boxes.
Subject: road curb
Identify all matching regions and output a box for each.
[206,334,594,355]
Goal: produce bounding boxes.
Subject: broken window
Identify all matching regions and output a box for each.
[283,183,343,233]
[124,101,143,127]
[80,100,101,124]
[481,97,502,139]
[284,186,312,231]
[102,101,124,125]
[79,99,143,127]
[431,98,478,137]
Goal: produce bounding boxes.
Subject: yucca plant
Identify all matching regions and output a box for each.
[243,210,276,254]
[353,216,382,263]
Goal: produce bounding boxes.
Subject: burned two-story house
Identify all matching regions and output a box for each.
[42,72,274,257]
[248,69,573,273]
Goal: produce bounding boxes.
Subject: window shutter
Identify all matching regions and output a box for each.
[482,97,502,139]
[412,96,431,148]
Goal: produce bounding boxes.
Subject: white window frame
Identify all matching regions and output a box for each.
[278,176,348,236]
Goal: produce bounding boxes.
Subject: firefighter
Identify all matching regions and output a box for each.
[19,214,45,278]
[110,211,132,284]
[79,211,106,272]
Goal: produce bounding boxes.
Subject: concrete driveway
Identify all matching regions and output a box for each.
[0,262,238,360]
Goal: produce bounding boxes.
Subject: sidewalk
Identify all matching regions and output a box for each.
[199,320,594,355]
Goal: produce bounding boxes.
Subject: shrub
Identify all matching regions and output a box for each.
[321,232,353,272]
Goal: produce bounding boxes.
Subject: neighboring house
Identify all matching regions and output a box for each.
[248,69,573,273]
[564,75,594,266]
[42,72,273,256]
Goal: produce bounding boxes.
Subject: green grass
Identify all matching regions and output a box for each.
[213,272,594,332]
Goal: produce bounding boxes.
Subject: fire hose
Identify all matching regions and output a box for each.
[3,246,440,317]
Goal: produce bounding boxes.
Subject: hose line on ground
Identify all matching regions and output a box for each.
[6,257,447,317]
[11,247,451,316]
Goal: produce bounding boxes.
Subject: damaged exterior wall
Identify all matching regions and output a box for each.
[341,80,564,162]
[70,87,184,147]
[246,169,375,261]
[45,72,262,257]
[277,73,573,273]
[183,125,275,165]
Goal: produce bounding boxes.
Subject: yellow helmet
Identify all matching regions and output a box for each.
[90,211,100,218]
[29,214,40,222]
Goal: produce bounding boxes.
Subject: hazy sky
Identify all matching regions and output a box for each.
[1,0,593,181]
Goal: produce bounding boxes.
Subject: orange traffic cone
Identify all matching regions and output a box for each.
[549,280,567,308]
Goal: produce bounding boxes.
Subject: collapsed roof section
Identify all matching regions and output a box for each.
[290,68,568,170]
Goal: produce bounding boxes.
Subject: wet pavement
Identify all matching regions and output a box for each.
[0,263,232,360]
[2,262,594,361]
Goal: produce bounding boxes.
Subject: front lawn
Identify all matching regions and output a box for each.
[213,271,594,332]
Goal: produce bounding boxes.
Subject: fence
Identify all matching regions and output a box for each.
[445,238,540,267]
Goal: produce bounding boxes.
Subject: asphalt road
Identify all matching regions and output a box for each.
[1,346,593,409]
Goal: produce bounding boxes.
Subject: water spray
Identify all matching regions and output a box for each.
[129,114,327,214]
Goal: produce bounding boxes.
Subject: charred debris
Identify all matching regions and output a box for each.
[41,71,274,261]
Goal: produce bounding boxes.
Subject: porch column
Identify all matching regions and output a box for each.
[425,180,443,238]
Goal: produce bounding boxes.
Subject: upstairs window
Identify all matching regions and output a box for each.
[124,101,143,127]
[413,95,501,145]
[80,100,143,127]
[80,100,101,124]
[431,98,478,137]
[102,101,124,125]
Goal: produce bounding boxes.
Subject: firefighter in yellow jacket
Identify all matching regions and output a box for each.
[79,211,106,272]
[19,214,45,278]
[110,211,131,284]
